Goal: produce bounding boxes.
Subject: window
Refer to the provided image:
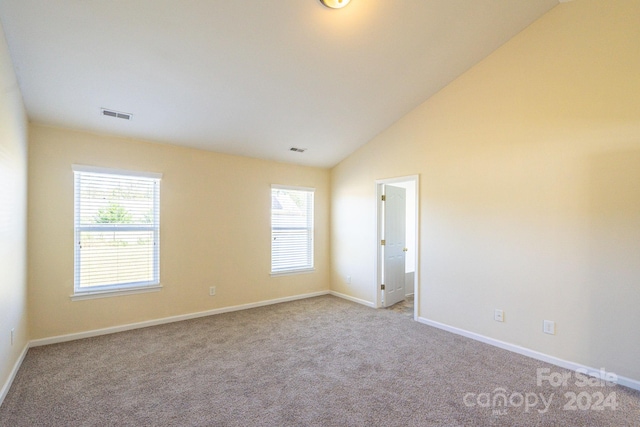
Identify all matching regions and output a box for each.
[73,165,161,298]
[271,186,314,274]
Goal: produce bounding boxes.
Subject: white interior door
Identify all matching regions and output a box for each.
[383,185,406,307]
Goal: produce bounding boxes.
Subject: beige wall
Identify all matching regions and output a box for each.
[331,0,640,381]
[0,22,29,393]
[28,125,330,339]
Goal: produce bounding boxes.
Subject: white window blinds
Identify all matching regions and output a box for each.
[73,165,161,294]
[271,186,314,274]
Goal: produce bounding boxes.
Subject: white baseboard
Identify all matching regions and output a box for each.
[0,343,29,407]
[329,290,375,308]
[418,317,640,392]
[31,290,330,347]
[11,293,638,407]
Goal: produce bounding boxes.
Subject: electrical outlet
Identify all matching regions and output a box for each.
[494,309,504,322]
[543,320,556,335]
[11,328,15,346]
[346,276,351,284]
[209,286,216,296]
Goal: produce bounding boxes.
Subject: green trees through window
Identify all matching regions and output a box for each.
[94,202,133,224]
[73,165,161,295]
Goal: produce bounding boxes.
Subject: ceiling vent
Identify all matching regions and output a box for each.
[101,108,132,120]
[290,147,307,153]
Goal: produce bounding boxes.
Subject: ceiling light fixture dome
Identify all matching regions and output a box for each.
[319,0,351,9]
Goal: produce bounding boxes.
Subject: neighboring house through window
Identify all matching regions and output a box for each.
[271,185,314,274]
[73,165,162,299]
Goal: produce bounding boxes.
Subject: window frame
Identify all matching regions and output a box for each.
[72,165,162,300]
[270,185,315,276]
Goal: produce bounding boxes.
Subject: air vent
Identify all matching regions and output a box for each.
[101,108,132,120]
[290,147,307,153]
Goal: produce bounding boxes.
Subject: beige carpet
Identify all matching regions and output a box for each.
[386,294,414,317]
[1,295,638,426]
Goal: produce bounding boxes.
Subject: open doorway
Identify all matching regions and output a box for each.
[376,175,419,320]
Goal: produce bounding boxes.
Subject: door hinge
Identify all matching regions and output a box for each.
[381,284,385,290]
[381,195,386,201]
[380,239,385,246]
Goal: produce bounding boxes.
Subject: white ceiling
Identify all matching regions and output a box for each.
[0,0,558,168]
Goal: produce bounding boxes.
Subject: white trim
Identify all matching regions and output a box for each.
[329,290,375,308]
[71,284,162,301]
[72,164,163,179]
[32,290,330,347]
[271,184,315,192]
[73,167,161,294]
[270,268,315,277]
[411,178,419,321]
[376,175,420,186]
[271,186,315,274]
[0,343,29,407]
[417,317,640,392]
[4,294,638,411]
[375,174,420,319]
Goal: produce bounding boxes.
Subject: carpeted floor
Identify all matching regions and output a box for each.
[386,294,414,317]
[1,295,638,426]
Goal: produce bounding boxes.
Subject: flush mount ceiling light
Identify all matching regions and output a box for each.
[319,0,351,9]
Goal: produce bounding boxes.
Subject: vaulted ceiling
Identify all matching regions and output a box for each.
[0,0,558,167]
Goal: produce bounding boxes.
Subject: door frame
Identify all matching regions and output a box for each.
[375,175,420,320]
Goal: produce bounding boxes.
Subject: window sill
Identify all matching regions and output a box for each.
[270,268,315,277]
[70,284,162,301]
